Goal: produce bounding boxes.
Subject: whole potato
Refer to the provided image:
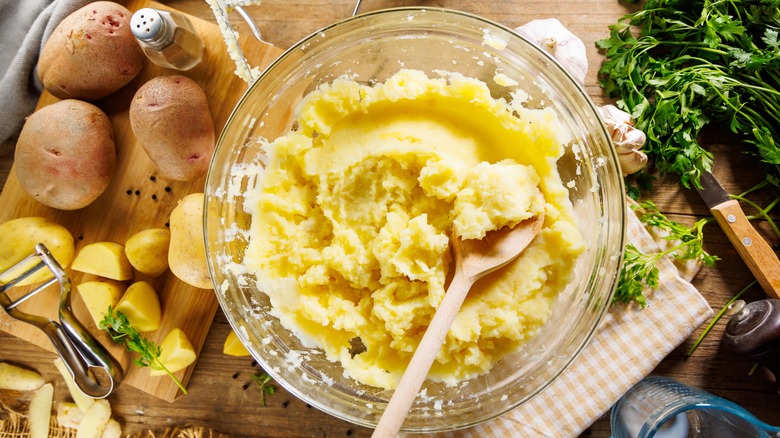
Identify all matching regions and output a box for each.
[0,217,75,286]
[129,75,215,182]
[38,1,144,100]
[15,99,116,210]
[125,228,171,277]
[168,193,212,289]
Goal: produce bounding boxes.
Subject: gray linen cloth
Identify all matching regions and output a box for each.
[0,0,90,144]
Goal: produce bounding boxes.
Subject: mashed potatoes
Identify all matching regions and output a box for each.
[245,69,583,390]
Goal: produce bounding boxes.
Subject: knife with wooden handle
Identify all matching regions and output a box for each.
[696,171,780,299]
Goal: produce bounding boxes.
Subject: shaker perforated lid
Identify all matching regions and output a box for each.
[131,8,164,41]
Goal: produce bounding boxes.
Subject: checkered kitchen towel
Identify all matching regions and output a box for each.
[429,203,714,437]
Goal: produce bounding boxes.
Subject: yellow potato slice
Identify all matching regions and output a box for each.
[125,228,170,277]
[28,383,53,438]
[71,242,133,281]
[115,281,161,332]
[149,328,196,376]
[0,216,74,286]
[223,330,251,357]
[76,399,111,438]
[0,362,46,391]
[76,279,126,328]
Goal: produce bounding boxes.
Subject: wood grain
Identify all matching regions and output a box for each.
[0,0,282,402]
[2,0,780,436]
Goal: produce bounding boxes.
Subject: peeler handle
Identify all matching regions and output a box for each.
[41,315,124,398]
[42,243,124,398]
[35,244,124,398]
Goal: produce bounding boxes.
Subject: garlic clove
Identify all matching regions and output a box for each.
[514,18,588,85]
[617,149,649,176]
[598,104,648,175]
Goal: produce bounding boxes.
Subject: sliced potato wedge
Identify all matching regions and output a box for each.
[77,279,126,328]
[149,328,196,376]
[71,242,133,281]
[115,281,161,332]
[223,330,251,357]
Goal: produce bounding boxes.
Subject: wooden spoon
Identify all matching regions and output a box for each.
[372,214,545,437]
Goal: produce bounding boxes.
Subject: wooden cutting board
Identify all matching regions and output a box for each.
[0,0,282,402]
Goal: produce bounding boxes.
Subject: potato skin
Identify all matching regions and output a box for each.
[38,1,144,100]
[15,100,116,210]
[168,193,212,289]
[129,75,215,182]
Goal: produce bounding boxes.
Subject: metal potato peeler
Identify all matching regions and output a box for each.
[0,243,123,398]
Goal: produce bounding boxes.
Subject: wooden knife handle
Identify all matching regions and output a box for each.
[711,199,780,299]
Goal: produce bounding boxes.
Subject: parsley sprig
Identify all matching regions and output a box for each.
[598,0,780,189]
[99,307,188,394]
[615,201,719,306]
[251,371,276,406]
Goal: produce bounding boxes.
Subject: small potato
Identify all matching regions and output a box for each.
[0,217,75,286]
[149,328,196,376]
[15,100,115,210]
[38,1,144,100]
[168,193,212,289]
[129,75,215,182]
[71,242,133,281]
[76,279,126,328]
[124,228,170,277]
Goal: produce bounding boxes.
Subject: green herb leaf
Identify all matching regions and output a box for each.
[597,0,780,189]
[251,372,277,406]
[614,201,718,306]
[99,307,188,395]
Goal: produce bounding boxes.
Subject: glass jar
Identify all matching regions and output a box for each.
[130,8,204,71]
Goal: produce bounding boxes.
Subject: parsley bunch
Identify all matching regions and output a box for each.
[598,0,780,189]
[615,201,719,306]
[99,307,188,394]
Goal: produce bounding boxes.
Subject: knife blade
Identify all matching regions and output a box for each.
[695,170,780,299]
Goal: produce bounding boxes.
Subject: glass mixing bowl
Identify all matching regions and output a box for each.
[205,7,625,432]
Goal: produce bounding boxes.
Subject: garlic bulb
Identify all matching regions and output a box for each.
[514,18,588,85]
[598,105,648,176]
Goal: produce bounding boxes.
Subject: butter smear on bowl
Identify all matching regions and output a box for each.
[243,69,584,390]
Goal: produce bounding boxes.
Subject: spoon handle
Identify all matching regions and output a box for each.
[372,270,474,438]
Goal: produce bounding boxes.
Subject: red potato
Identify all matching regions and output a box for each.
[15,100,116,210]
[129,75,215,182]
[38,1,145,100]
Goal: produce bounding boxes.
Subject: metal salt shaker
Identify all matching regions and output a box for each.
[130,8,204,71]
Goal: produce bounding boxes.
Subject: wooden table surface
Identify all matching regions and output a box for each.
[2,1,779,437]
